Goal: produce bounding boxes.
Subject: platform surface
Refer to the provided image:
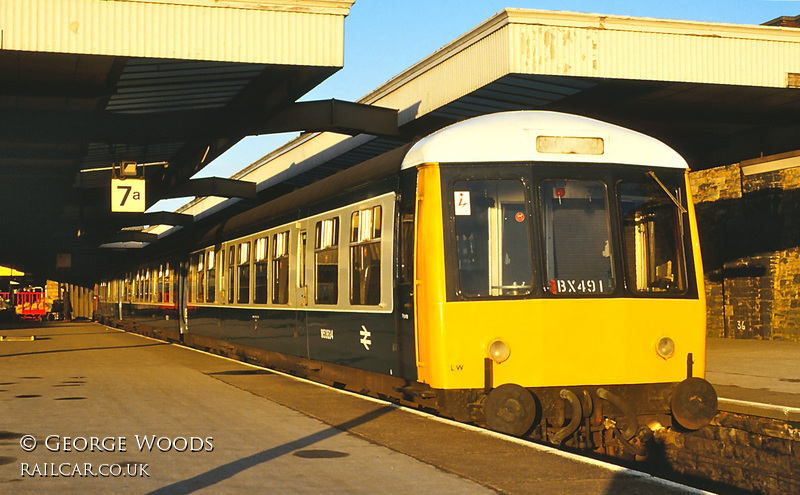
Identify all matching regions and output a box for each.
[706,336,800,409]
[0,322,757,494]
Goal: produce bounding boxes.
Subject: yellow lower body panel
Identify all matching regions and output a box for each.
[419,297,706,390]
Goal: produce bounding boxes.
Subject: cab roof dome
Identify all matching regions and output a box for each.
[401,111,688,170]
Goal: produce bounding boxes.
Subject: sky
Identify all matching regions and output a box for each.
[150,0,799,210]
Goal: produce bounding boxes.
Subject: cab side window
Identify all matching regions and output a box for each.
[620,180,687,294]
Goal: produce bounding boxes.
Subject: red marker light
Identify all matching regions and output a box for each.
[555,188,566,198]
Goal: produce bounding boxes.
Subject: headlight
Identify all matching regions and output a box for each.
[656,337,675,359]
[488,339,510,363]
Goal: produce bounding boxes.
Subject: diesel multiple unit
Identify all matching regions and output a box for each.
[96,111,717,456]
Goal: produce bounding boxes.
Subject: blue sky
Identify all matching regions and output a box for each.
[169,0,798,201]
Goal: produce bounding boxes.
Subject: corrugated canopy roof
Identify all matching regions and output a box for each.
[0,0,354,284]
[203,7,800,207]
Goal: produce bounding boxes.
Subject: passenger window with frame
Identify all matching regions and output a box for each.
[298,231,307,291]
[187,261,195,303]
[157,265,164,303]
[541,179,614,295]
[152,268,159,302]
[254,237,268,304]
[452,179,533,297]
[619,177,688,294]
[227,246,235,304]
[315,218,339,305]
[162,264,171,303]
[138,271,144,302]
[272,231,290,304]
[196,254,205,302]
[145,269,152,302]
[206,250,216,303]
[350,206,382,306]
[238,241,251,304]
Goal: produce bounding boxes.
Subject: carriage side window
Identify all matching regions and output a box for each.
[620,179,687,294]
[298,231,307,291]
[254,237,268,304]
[153,268,159,302]
[206,251,216,303]
[238,241,251,304]
[138,271,145,301]
[541,180,614,295]
[157,265,164,303]
[227,246,235,304]
[315,218,339,304]
[350,206,381,305]
[144,269,152,302]
[197,254,205,302]
[187,261,195,303]
[453,180,532,297]
[272,231,290,304]
[219,249,226,304]
[163,264,172,303]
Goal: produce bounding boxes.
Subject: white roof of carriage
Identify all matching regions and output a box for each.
[402,111,688,170]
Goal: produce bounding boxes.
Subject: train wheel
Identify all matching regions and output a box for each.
[484,383,537,436]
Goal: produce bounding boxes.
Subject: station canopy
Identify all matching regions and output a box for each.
[0,0,399,283]
[170,9,800,253]
[2,6,800,284]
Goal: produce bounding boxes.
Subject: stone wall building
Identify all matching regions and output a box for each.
[689,151,800,341]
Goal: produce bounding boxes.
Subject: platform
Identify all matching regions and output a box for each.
[0,322,712,494]
[706,336,800,411]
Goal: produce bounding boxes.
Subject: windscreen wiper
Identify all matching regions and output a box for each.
[647,171,687,214]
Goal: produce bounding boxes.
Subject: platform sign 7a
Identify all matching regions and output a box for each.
[111,178,146,212]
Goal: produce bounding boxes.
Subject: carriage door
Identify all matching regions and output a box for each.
[295,224,310,358]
